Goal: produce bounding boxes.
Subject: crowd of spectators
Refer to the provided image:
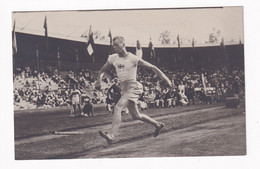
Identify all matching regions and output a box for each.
[13,64,245,111]
[13,67,106,110]
[13,67,71,109]
[135,65,245,109]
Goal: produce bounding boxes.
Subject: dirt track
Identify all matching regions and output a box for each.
[82,113,245,158]
[14,101,246,160]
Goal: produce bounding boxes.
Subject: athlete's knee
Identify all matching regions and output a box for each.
[114,104,123,114]
[115,99,127,111]
[131,112,141,120]
[113,115,121,123]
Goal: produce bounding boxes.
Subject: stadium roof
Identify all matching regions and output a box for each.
[13,7,244,48]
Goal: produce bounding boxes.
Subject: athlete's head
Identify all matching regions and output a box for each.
[112,36,126,54]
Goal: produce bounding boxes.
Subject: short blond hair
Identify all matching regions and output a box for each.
[113,36,125,44]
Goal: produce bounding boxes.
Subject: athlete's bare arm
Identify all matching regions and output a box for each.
[138,59,172,87]
[95,61,112,88]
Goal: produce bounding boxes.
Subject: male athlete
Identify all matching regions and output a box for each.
[95,36,172,144]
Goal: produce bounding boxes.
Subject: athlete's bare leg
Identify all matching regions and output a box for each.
[109,98,128,138]
[127,100,164,137]
[73,104,76,112]
[99,98,164,143]
[77,104,82,114]
[127,100,159,127]
[72,104,77,116]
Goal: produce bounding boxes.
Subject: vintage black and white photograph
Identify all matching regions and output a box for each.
[12,7,246,160]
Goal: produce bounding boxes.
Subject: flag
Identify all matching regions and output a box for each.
[148,38,155,59]
[12,20,17,54]
[135,40,143,58]
[86,25,94,56]
[108,28,113,54]
[43,16,48,51]
[87,43,93,56]
[177,34,180,48]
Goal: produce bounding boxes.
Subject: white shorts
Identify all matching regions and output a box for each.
[120,80,143,103]
[167,99,172,106]
[140,101,147,109]
[72,97,80,105]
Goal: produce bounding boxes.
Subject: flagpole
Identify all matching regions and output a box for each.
[57,47,61,71]
[43,16,48,60]
[108,28,113,55]
[12,20,17,73]
[191,38,195,65]
[239,37,243,67]
[221,38,227,66]
[157,51,159,66]
[75,48,79,72]
[92,54,95,63]
[177,34,181,67]
[36,44,39,73]
[13,51,16,73]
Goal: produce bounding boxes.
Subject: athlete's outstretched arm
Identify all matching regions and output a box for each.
[139,59,172,87]
[95,61,112,88]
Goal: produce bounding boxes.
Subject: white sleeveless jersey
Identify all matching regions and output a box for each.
[71,89,81,99]
[108,53,140,82]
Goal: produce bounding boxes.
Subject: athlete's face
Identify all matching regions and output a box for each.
[112,39,125,54]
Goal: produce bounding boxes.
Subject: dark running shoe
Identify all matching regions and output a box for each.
[154,123,165,137]
[99,131,113,144]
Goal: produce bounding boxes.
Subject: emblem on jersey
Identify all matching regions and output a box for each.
[117,64,125,69]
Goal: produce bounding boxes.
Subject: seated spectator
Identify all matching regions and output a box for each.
[179,93,189,106]
[144,90,156,108]
[83,98,94,117]
[178,81,185,95]
[154,92,164,108]
[138,92,147,111]
[163,89,173,108]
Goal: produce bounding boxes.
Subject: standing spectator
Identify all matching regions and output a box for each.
[106,91,114,114]
[70,85,82,117]
[186,83,195,105]
[232,76,241,107]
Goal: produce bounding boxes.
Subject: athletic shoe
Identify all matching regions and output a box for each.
[154,123,165,137]
[99,131,113,144]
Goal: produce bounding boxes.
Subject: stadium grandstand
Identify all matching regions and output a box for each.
[12,9,244,111]
[12,30,244,111]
